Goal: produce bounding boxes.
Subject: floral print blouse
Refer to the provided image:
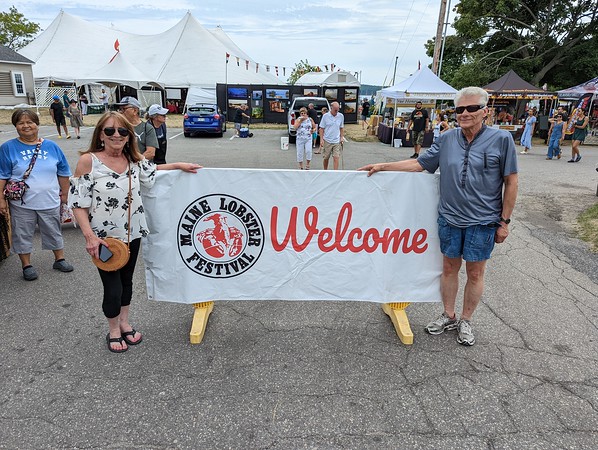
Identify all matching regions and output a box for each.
[296,116,313,142]
[68,154,156,242]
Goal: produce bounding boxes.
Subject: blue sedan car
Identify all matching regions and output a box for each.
[183,103,226,137]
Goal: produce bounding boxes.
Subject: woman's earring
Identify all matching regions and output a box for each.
[100,140,104,148]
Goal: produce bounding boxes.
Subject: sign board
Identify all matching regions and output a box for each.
[142,169,442,304]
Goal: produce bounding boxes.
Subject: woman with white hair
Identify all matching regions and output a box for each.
[146,104,169,165]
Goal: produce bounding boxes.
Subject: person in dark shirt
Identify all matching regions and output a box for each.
[361,99,370,130]
[406,101,429,158]
[307,103,319,147]
[234,104,250,137]
[62,90,71,117]
[49,96,70,138]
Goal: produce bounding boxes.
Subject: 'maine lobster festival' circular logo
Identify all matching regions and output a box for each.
[177,194,264,278]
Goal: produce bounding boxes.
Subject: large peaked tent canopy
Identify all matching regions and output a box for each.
[20,11,282,88]
[74,52,162,89]
[380,66,457,100]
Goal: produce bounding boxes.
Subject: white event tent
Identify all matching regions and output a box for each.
[74,52,162,90]
[294,71,360,87]
[380,66,457,100]
[20,11,282,103]
[378,67,457,146]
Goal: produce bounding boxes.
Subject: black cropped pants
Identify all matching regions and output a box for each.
[98,238,141,319]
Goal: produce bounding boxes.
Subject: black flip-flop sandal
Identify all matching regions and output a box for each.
[121,329,143,346]
[106,333,128,353]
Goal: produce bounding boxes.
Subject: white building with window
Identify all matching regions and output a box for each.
[0,45,35,106]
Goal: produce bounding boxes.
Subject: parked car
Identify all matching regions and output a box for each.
[184,103,226,137]
[287,96,330,143]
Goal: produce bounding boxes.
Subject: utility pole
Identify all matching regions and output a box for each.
[432,0,448,75]
[438,0,452,78]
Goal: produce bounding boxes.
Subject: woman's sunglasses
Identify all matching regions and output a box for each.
[103,127,129,137]
[455,105,486,114]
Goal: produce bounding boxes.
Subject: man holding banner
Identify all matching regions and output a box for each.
[360,87,518,346]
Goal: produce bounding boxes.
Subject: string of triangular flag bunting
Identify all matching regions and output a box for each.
[225,53,357,78]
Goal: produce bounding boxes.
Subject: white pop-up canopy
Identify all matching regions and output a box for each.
[380,66,457,100]
[20,11,283,89]
[379,67,457,147]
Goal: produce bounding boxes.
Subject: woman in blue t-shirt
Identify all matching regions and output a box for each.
[0,109,74,281]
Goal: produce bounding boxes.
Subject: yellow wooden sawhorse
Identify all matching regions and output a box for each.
[189,301,413,345]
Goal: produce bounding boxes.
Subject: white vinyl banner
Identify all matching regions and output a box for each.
[142,168,442,304]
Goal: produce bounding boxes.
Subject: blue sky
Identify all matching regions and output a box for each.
[10,0,455,86]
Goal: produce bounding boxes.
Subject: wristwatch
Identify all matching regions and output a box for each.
[500,217,511,225]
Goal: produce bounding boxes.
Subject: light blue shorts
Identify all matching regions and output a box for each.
[437,215,496,262]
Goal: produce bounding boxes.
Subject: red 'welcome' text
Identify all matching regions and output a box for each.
[271,202,428,254]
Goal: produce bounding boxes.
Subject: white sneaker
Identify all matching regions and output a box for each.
[520,150,528,154]
[457,319,475,346]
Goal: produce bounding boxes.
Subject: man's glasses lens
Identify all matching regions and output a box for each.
[455,105,486,114]
[103,127,129,137]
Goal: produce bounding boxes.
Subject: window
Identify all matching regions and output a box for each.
[11,71,26,96]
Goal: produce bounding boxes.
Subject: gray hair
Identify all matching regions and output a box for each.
[454,87,489,106]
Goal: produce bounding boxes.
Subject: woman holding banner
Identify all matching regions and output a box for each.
[69,111,200,353]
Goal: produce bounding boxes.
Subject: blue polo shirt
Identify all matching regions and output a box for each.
[417,126,517,227]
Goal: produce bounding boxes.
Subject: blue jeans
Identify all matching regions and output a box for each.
[547,136,561,159]
[437,215,496,262]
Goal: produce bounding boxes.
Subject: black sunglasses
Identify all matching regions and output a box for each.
[455,104,486,114]
[103,127,129,137]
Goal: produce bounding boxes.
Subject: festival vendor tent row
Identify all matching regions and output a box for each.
[378,66,457,146]
[216,71,361,124]
[19,11,283,107]
[558,77,598,145]
[482,70,556,133]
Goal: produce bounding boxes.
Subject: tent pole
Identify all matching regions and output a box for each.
[224,55,228,121]
[389,97,394,147]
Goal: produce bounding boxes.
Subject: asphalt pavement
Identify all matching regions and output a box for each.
[1,123,598,449]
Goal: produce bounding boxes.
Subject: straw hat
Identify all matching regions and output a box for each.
[92,238,130,271]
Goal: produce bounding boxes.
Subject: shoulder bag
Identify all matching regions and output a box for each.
[3,139,42,204]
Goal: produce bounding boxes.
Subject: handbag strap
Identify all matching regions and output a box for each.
[22,139,42,180]
[126,163,132,249]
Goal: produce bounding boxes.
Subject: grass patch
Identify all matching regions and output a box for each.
[578,203,598,251]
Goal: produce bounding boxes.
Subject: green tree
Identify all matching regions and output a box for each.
[428,0,598,89]
[0,6,41,50]
[287,59,320,85]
